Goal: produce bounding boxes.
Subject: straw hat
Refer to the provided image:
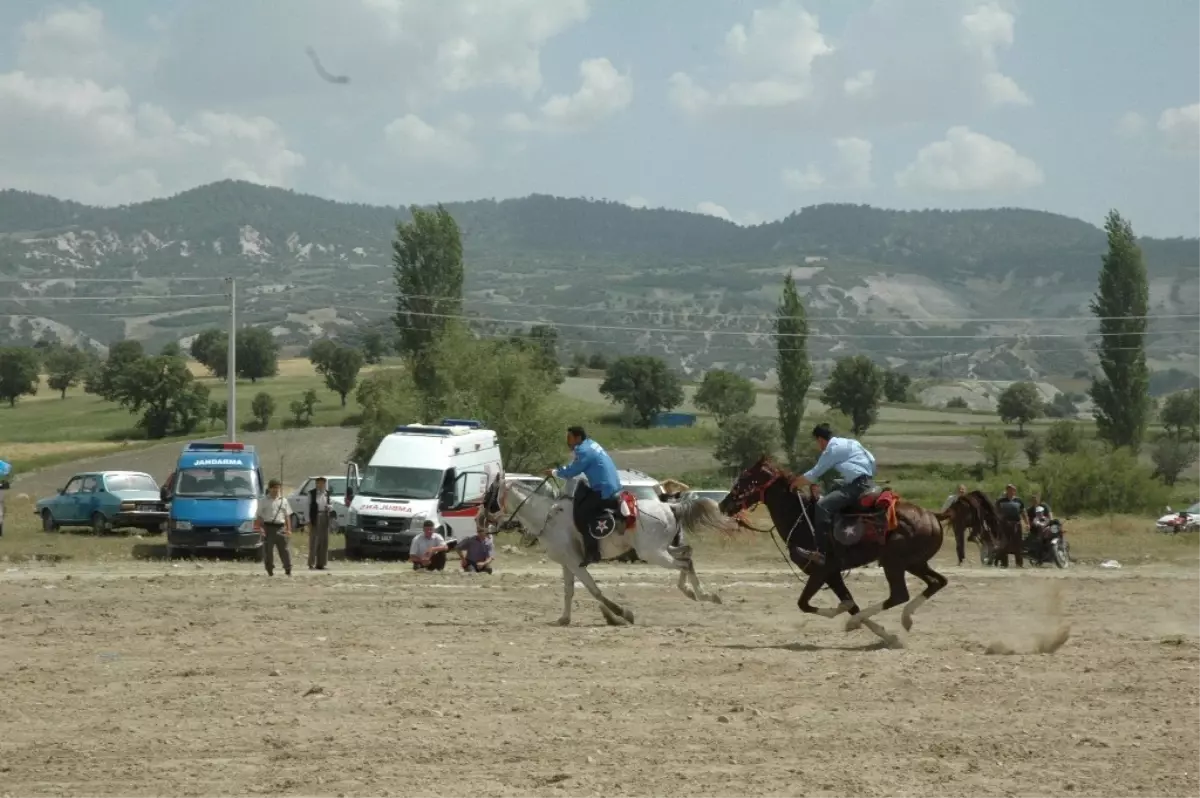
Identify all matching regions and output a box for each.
[659,478,690,493]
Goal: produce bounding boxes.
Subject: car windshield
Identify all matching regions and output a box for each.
[1186,503,1200,514]
[105,474,158,493]
[625,485,663,502]
[358,466,443,500]
[174,468,258,498]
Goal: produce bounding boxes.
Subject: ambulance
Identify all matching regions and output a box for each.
[342,419,502,559]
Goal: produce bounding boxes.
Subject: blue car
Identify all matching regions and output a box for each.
[36,471,168,534]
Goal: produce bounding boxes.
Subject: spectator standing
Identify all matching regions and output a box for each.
[410,518,448,571]
[307,476,332,571]
[941,483,967,513]
[258,478,292,576]
[459,525,496,573]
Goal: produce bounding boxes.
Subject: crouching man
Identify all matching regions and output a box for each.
[459,524,495,574]
[409,518,448,571]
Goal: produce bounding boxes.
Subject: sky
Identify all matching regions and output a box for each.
[0,0,1197,236]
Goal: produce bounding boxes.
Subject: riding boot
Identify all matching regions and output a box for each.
[796,518,831,567]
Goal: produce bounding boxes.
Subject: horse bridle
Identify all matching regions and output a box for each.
[727,463,823,579]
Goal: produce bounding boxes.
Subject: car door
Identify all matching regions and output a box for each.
[76,475,100,522]
[54,476,84,522]
[289,479,313,525]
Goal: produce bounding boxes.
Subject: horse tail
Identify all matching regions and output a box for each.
[670,497,736,538]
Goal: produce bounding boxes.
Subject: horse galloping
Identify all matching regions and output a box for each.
[718,457,948,645]
[490,478,729,626]
[941,490,1020,566]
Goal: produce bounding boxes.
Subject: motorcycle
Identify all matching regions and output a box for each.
[980,517,1070,569]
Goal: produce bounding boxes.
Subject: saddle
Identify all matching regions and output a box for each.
[832,487,900,547]
[584,492,639,539]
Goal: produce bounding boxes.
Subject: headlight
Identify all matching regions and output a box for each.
[173,520,193,531]
[119,501,136,511]
[237,520,256,533]
[348,510,358,527]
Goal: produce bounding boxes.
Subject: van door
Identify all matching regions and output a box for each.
[345,462,361,503]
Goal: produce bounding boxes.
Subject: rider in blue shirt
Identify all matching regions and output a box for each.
[546,426,621,566]
[788,423,877,566]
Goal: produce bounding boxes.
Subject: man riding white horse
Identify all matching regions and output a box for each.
[544,425,621,568]
[788,423,878,567]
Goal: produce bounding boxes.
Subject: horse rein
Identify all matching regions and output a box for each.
[729,470,815,580]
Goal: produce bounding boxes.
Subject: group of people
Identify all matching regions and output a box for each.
[942,482,1055,550]
[252,476,496,577]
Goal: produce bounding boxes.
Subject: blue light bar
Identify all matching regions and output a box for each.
[394,425,453,436]
[440,418,483,428]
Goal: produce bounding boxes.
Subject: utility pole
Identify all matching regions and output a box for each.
[226,277,237,442]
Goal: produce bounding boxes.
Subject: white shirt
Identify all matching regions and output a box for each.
[256,496,288,525]
[409,531,446,558]
[314,490,329,511]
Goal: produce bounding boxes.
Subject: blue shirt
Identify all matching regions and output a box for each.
[555,438,621,499]
[803,437,876,484]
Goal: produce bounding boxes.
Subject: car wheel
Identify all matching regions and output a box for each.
[41,509,58,533]
[91,512,109,535]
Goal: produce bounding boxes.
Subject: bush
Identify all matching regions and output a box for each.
[1022,433,1044,467]
[694,369,756,423]
[249,392,276,430]
[978,428,1017,474]
[352,368,422,463]
[945,397,969,410]
[1031,449,1171,516]
[714,415,779,472]
[1045,420,1085,454]
[1150,435,1200,486]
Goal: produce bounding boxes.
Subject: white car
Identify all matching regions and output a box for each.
[287,476,349,532]
[1156,502,1200,533]
[681,489,729,504]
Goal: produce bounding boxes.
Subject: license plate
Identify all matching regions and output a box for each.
[206,541,225,548]
[368,534,391,542]
[137,505,156,512]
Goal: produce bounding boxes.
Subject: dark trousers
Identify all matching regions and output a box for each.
[572,485,611,563]
[263,524,292,575]
[813,477,869,554]
[413,551,447,571]
[462,560,493,574]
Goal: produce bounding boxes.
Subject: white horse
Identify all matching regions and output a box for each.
[492,479,729,626]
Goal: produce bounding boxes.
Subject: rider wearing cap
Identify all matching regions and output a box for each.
[788,423,877,566]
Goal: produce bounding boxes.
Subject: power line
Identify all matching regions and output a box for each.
[1,294,227,302]
[0,276,224,283]
[331,304,1199,341]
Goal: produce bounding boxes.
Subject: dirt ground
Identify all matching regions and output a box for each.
[0,557,1196,797]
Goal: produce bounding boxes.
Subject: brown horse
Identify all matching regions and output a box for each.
[718,457,948,645]
[942,491,1022,567]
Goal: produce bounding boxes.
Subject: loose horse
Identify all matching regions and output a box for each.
[942,490,1019,566]
[718,457,948,645]
[491,478,729,626]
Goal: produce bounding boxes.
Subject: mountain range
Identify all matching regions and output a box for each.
[1,180,1197,383]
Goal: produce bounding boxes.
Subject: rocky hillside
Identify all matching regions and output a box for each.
[0,181,1196,381]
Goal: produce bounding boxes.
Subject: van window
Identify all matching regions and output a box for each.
[175,467,259,498]
[359,466,443,500]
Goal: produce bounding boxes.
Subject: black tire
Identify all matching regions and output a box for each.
[91,512,108,535]
[41,509,58,533]
[344,541,362,560]
[1053,539,1070,569]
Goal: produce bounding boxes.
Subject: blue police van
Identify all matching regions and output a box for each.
[165,442,265,558]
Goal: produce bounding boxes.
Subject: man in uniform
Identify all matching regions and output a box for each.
[788,423,877,567]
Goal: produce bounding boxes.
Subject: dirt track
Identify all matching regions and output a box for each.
[0,560,1196,797]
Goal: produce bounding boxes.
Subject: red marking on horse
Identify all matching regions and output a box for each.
[619,491,639,530]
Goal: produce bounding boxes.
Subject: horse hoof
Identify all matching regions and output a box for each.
[900,614,914,632]
[710,593,724,605]
[552,617,570,627]
[622,608,636,624]
[603,612,624,627]
[845,616,863,632]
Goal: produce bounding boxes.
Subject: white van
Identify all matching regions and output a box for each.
[343,419,502,559]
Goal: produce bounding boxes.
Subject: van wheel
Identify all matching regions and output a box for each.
[344,541,362,560]
[42,509,58,533]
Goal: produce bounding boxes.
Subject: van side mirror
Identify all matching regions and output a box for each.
[345,488,354,503]
[439,489,456,511]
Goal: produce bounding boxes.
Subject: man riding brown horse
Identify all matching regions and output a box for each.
[787,423,877,567]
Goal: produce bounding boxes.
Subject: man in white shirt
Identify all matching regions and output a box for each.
[257,478,292,576]
[941,484,967,513]
[788,423,878,567]
[409,518,449,571]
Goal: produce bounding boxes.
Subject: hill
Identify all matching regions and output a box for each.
[0,181,1196,381]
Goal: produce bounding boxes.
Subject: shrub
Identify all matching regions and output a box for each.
[945,397,969,410]
[1030,449,1171,516]
[714,415,779,472]
[249,392,276,430]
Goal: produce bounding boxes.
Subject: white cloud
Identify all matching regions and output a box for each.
[669,2,832,115]
[669,1,1031,126]
[366,0,590,97]
[697,201,736,222]
[843,69,875,99]
[1158,103,1200,154]
[0,8,305,205]
[520,58,632,132]
[624,196,650,209]
[1115,111,1148,139]
[17,4,123,82]
[384,113,476,167]
[895,126,1043,192]
[0,71,304,204]
[782,136,872,191]
[961,3,1031,108]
